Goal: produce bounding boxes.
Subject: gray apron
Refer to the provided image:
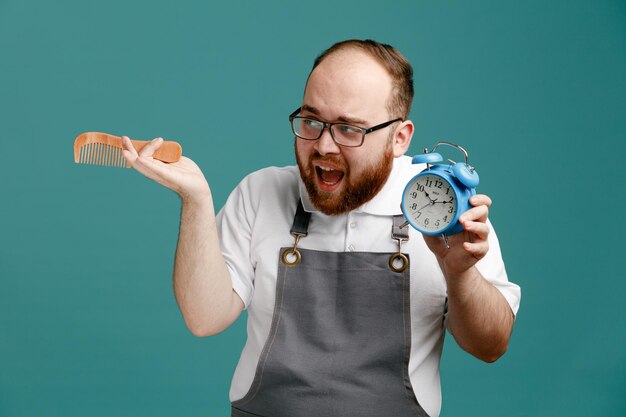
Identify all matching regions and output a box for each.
[232,201,429,417]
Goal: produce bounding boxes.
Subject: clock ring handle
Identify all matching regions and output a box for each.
[430,141,471,167]
[429,141,480,188]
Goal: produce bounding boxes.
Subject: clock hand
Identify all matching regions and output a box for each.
[416,202,433,212]
[415,191,440,213]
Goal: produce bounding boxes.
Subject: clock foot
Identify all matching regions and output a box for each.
[442,233,450,249]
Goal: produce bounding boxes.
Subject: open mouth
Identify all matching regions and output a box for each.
[315,165,345,191]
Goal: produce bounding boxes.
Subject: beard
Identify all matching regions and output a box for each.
[296,140,394,216]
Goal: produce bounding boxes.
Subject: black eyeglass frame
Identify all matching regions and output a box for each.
[288,107,403,148]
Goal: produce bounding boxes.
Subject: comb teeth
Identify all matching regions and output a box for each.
[77,143,129,168]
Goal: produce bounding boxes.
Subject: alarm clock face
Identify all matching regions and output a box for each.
[403,173,457,234]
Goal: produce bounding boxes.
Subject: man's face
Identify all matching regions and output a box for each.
[296,49,398,216]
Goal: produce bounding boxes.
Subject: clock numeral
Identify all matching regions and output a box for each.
[446,187,450,195]
[411,203,417,210]
[444,215,448,223]
[448,206,453,213]
[435,220,440,227]
[435,180,443,189]
[424,218,429,226]
[415,184,424,192]
[426,179,433,187]
[411,191,418,199]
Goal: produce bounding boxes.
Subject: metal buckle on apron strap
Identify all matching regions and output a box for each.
[389,217,410,273]
[282,232,304,267]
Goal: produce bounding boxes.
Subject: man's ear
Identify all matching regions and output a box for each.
[392,120,414,157]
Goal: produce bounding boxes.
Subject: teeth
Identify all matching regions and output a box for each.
[319,166,335,171]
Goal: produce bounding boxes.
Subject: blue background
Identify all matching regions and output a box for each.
[1,0,625,416]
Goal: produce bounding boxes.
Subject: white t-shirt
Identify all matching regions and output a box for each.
[216,155,521,417]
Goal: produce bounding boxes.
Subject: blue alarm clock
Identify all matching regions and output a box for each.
[401,142,479,240]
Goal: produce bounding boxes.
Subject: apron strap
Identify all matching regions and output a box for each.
[282,200,312,267]
[392,215,409,240]
[285,201,410,272]
[291,199,312,237]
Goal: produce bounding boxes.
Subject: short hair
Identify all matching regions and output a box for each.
[310,39,414,120]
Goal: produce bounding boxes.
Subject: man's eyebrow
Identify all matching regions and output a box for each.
[301,104,368,126]
[301,104,320,116]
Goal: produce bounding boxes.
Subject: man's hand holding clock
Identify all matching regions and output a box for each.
[423,192,513,362]
[400,142,514,362]
[423,194,492,277]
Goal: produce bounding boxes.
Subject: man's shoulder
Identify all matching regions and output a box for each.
[234,165,301,206]
[240,165,300,188]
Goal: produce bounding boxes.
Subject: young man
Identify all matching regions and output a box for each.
[121,39,520,417]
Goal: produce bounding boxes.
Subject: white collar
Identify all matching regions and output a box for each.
[299,155,418,216]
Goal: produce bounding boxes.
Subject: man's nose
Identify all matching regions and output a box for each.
[314,128,340,155]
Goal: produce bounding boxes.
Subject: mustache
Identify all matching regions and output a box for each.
[309,153,347,170]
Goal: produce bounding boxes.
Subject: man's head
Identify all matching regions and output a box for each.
[295,39,415,215]
[309,40,414,120]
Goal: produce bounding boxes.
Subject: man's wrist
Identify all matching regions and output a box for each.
[444,266,483,301]
[179,188,214,208]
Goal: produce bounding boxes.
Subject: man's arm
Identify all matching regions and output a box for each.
[121,136,244,337]
[423,194,515,362]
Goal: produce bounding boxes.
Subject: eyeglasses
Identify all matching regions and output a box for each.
[289,107,403,148]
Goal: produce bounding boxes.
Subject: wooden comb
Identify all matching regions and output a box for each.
[74,132,182,168]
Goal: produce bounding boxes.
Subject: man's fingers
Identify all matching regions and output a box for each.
[122,136,168,180]
[463,241,489,259]
[470,194,492,208]
[120,136,137,156]
[121,135,138,164]
[462,220,490,241]
[460,204,489,224]
[138,137,164,158]
[133,154,176,184]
